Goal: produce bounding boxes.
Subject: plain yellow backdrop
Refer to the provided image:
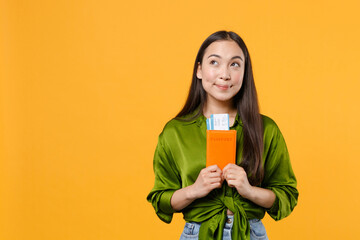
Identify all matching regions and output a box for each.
[1,0,360,239]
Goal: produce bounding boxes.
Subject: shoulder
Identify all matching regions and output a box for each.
[161,117,190,132]
[162,110,202,133]
[260,114,283,139]
[158,116,198,141]
[261,114,279,130]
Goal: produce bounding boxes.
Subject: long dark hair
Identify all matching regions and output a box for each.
[176,31,264,185]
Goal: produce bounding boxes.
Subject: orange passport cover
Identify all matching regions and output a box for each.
[206,130,237,170]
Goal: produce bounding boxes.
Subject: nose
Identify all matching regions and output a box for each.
[220,66,231,80]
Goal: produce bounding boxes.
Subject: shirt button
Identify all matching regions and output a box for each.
[226,218,232,224]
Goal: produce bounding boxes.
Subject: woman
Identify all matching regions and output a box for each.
[147,31,298,240]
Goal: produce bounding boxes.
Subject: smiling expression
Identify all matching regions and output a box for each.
[197,40,245,104]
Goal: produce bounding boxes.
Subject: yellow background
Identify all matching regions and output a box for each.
[1,0,360,239]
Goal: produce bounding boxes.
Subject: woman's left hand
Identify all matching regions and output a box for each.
[222,164,253,199]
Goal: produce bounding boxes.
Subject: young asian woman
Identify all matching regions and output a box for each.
[147,30,298,240]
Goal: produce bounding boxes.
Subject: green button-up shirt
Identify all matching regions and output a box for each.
[147,112,298,240]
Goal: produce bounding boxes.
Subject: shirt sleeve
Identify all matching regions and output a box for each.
[261,124,299,221]
[146,132,182,223]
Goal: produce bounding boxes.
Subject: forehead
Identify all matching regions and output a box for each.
[203,40,244,59]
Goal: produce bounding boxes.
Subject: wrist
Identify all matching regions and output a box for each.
[243,186,255,200]
[185,185,197,200]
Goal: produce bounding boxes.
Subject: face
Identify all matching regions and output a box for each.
[197,40,245,104]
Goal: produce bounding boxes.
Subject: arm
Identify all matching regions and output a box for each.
[147,134,182,223]
[261,118,298,220]
[222,164,275,208]
[244,186,275,208]
[147,133,224,221]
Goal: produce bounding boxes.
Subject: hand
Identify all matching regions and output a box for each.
[222,164,253,199]
[190,165,223,199]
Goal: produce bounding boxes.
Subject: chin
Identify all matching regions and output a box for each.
[212,94,235,102]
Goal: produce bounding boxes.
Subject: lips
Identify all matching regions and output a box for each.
[215,84,230,90]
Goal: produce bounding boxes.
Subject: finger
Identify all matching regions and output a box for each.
[216,167,223,173]
[226,179,242,187]
[220,176,225,184]
[213,165,223,173]
[222,164,230,172]
[207,164,220,172]
[225,164,244,173]
[224,163,236,170]
[202,170,221,178]
[223,171,232,180]
[223,170,235,179]
[209,177,222,183]
[227,180,235,188]
[226,167,245,176]
[225,174,234,180]
[226,174,240,181]
[208,172,222,178]
[222,167,229,177]
[210,182,222,189]
[223,164,236,174]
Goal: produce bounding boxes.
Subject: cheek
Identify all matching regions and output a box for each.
[202,68,217,82]
[231,72,244,85]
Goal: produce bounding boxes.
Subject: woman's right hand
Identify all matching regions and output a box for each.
[170,165,223,211]
[189,165,223,199]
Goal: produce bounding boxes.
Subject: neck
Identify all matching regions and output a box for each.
[202,98,237,118]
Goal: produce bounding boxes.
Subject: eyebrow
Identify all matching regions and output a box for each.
[207,54,243,61]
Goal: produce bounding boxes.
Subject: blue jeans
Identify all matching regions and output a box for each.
[180,216,269,240]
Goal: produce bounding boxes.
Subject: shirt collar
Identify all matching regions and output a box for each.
[232,113,242,127]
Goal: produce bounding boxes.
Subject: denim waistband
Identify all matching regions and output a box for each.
[224,215,234,229]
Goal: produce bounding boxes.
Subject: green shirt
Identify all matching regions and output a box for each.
[147,112,298,240]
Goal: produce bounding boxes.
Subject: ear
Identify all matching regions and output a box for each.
[196,62,202,79]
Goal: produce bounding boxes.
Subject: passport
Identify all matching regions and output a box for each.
[206,130,236,170]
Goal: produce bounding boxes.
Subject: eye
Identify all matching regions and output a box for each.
[231,62,240,67]
[210,60,218,65]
